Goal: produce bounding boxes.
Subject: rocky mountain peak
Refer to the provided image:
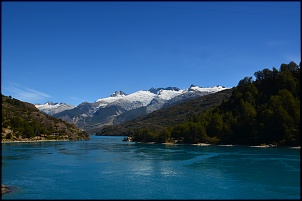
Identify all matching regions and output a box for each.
[189,84,201,91]
[110,91,126,97]
[46,101,55,105]
[148,87,180,94]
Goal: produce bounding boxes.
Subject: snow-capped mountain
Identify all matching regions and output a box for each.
[35,101,75,115]
[95,85,226,111]
[49,85,229,131]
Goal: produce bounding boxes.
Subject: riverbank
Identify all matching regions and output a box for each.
[288,146,301,149]
[192,143,300,149]
[127,140,301,149]
[1,139,70,143]
[250,145,301,149]
[192,143,211,146]
[1,184,10,194]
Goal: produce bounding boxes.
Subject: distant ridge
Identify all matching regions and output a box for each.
[94,88,233,135]
[35,102,75,115]
[38,85,229,131]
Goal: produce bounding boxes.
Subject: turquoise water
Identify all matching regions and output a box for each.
[1,135,300,199]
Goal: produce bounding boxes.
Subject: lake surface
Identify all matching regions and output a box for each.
[1,135,300,199]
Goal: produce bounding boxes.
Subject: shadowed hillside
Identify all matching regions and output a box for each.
[94,89,232,136]
[2,95,90,142]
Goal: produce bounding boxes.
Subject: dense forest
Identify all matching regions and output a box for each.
[127,61,300,146]
[1,95,90,141]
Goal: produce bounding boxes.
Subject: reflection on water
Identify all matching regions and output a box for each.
[1,135,300,200]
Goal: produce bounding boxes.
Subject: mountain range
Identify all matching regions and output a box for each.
[35,85,229,132]
[96,88,233,136]
[35,101,76,115]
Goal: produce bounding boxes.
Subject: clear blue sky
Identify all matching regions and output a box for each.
[1,1,300,106]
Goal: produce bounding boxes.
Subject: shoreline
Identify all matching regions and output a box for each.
[130,140,301,149]
[288,146,301,149]
[2,138,300,149]
[1,184,10,194]
[119,136,300,149]
[192,143,211,146]
[1,139,70,143]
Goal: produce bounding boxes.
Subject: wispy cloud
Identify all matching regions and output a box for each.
[2,83,51,104]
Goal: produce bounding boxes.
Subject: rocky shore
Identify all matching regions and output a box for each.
[1,184,10,194]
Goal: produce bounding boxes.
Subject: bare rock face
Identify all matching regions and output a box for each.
[1,184,10,194]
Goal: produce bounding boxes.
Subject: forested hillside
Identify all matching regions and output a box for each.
[2,95,90,142]
[124,61,300,146]
[95,89,232,136]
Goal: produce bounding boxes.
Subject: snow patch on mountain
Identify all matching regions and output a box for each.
[111,91,126,97]
[96,90,152,109]
[35,102,75,115]
[94,85,228,111]
[189,85,226,93]
[98,85,227,103]
[156,89,184,100]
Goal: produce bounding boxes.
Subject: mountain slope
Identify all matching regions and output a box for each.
[51,85,228,131]
[35,101,75,115]
[94,88,233,135]
[2,95,90,142]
